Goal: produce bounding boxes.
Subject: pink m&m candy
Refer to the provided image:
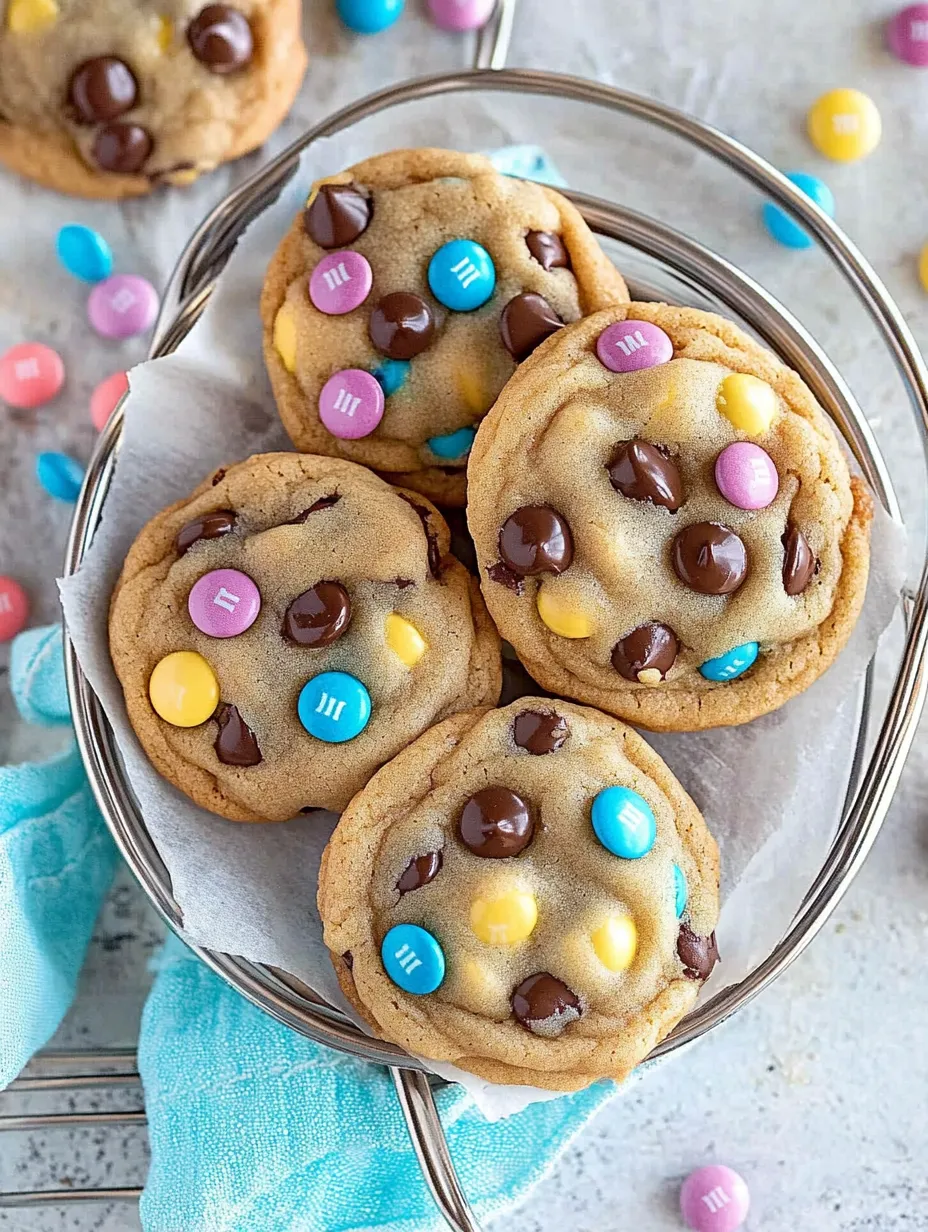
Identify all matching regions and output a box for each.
[319,369,384,439]
[309,251,373,315]
[90,370,129,431]
[680,1165,750,1232]
[0,342,64,409]
[188,569,261,639]
[596,320,673,373]
[88,274,159,340]
[715,442,779,510]
[428,0,495,30]
[0,576,29,642]
[887,4,928,65]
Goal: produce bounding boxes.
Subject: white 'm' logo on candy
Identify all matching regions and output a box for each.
[315,691,347,721]
[615,330,648,356]
[619,802,647,833]
[832,113,859,134]
[701,1187,731,1214]
[333,387,361,417]
[111,288,137,314]
[450,256,481,290]
[323,262,352,291]
[394,944,422,975]
[14,359,40,380]
[212,587,240,613]
[0,595,11,614]
[912,19,928,38]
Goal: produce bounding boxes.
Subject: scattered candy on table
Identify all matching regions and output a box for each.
[56,223,113,283]
[427,0,495,30]
[762,171,835,249]
[806,87,882,162]
[714,442,779,510]
[35,451,85,502]
[0,576,29,643]
[0,342,65,409]
[149,650,220,727]
[297,670,372,742]
[381,922,446,994]
[336,0,404,34]
[590,786,657,860]
[680,1164,750,1232]
[88,273,159,339]
[886,4,928,65]
[90,370,129,430]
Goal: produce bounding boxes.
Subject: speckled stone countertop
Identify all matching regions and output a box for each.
[2,1,928,1229]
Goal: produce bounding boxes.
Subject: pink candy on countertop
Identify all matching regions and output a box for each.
[680,1165,750,1232]
[90,370,130,430]
[309,251,373,315]
[0,342,65,409]
[887,4,928,64]
[0,577,29,642]
[714,441,779,510]
[427,0,495,31]
[188,569,261,639]
[88,274,159,339]
[596,319,674,373]
[318,368,385,439]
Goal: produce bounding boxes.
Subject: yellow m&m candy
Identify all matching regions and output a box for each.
[470,888,538,946]
[536,585,593,639]
[149,651,219,727]
[807,88,882,163]
[716,373,778,437]
[591,915,638,972]
[7,0,58,32]
[385,612,428,666]
[273,304,297,373]
[919,243,928,294]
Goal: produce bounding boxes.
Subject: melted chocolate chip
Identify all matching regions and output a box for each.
[608,440,683,511]
[513,709,568,754]
[499,292,563,361]
[175,509,236,555]
[393,577,415,589]
[677,924,719,980]
[399,495,441,578]
[369,293,435,360]
[526,230,571,271]
[782,524,816,596]
[69,57,138,123]
[304,183,372,248]
[611,622,679,682]
[458,787,533,858]
[287,493,341,523]
[487,561,524,594]
[498,506,573,576]
[211,468,227,486]
[342,950,354,970]
[672,523,747,595]
[511,973,581,1035]
[92,123,153,174]
[396,850,443,895]
[283,582,351,647]
[187,5,254,73]
[214,704,262,766]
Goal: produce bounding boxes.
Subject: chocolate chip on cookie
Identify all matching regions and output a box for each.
[608,440,683,511]
[369,292,435,360]
[526,230,571,271]
[304,183,373,248]
[282,582,352,647]
[69,57,138,123]
[187,5,254,74]
[92,122,153,173]
[497,506,573,577]
[499,292,563,361]
[671,522,748,596]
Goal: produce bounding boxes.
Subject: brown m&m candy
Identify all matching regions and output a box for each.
[304,184,372,249]
[498,506,573,577]
[608,440,683,512]
[525,231,570,271]
[458,786,533,858]
[214,703,262,766]
[188,5,254,73]
[69,57,138,124]
[369,293,435,360]
[92,123,153,174]
[283,582,352,647]
[175,510,236,555]
[677,924,719,980]
[782,524,815,596]
[499,292,563,362]
[511,973,581,1036]
[612,622,679,682]
[513,709,568,754]
[396,850,443,895]
[672,523,747,595]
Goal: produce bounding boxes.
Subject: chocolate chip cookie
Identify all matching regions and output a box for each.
[319,699,720,1091]
[467,304,873,731]
[0,0,306,198]
[260,148,629,506]
[109,453,502,821]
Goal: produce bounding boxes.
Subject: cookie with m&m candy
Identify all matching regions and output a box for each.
[109,452,502,821]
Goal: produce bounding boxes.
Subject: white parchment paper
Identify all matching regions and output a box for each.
[58,134,905,1120]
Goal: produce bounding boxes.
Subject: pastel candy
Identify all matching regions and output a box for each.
[714,442,779,510]
[591,786,656,860]
[88,274,159,339]
[427,0,495,29]
[699,642,759,682]
[36,451,84,502]
[318,368,384,439]
[384,612,427,666]
[149,651,219,727]
[427,426,476,459]
[372,358,410,396]
[309,251,373,315]
[887,4,928,65]
[762,172,835,250]
[591,915,637,971]
[6,0,58,32]
[596,320,673,373]
[298,671,371,742]
[273,304,297,371]
[674,864,687,917]
[0,342,64,409]
[0,576,29,643]
[920,242,928,293]
[716,373,778,436]
[807,88,881,162]
[90,370,129,430]
[381,923,445,995]
[336,0,404,33]
[187,569,261,638]
[428,239,496,311]
[680,1164,750,1232]
[536,585,593,638]
[56,224,113,282]
[470,888,538,945]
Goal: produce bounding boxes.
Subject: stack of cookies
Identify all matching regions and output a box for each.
[109,148,872,1091]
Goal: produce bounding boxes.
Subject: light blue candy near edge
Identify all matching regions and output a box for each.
[428,425,477,460]
[56,224,113,283]
[372,358,410,397]
[591,786,656,860]
[36,452,85,503]
[428,239,496,311]
[336,0,403,33]
[673,864,687,918]
[699,641,759,682]
[762,172,835,250]
[297,671,371,743]
[381,923,445,995]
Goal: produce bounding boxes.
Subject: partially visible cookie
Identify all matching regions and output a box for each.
[260,148,629,505]
[319,699,720,1091]
[108,453,502,821]
[467,304,873,731]
[0,0,306,198]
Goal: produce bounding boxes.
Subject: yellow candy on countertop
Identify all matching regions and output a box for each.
[470,887,538,946]
[591,915,638,972]
[716,373,778,437]
[807,88,882,163]
[7,0,58,32]
[385,612,428,666]
[149,651,219,728]
[273,304,298,373]
[536,585,593,639]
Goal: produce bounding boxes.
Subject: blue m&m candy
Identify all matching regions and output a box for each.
[372,358,410,397]
[336,0,403,33]
[427,426,476,460]
[56,224,113,283]
[298,671,371,742]
[382,923,446,994]
[591,786,656,860]
[762,172,835,250]
[673,864,687,918]
[428,239,496,311]
[699,642,759,682]
[36,451,85,502]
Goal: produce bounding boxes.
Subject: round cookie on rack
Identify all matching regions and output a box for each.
[466,304,873,731]
[260,147,629,505]
[0,0,306,199]
[109,453,502,821]
[319,698,720,1091]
